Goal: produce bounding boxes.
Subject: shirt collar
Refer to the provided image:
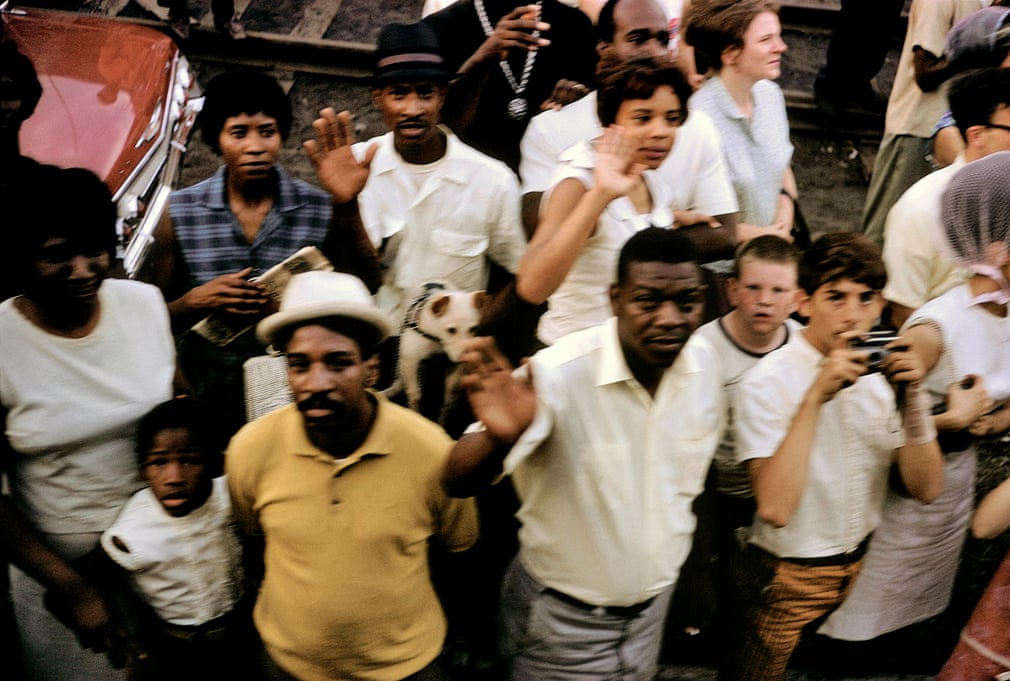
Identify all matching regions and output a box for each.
[370,126,469,183]
[200,166,305,212]
[708,75,747,122]
[594,317,703,388]
[291,393,393,471]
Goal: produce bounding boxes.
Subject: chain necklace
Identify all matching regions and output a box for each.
[474,0,542,121]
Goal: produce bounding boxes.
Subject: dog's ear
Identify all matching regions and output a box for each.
[472,290,488,310]
[430,294,450,317]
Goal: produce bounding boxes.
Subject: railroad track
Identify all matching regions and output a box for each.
[26,0,889,140]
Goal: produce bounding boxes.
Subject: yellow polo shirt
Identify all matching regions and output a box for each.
[226,398,477,681]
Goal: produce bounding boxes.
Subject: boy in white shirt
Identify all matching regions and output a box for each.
[672,235,800,659]
[100,398,247,681]
[727,233,945,681]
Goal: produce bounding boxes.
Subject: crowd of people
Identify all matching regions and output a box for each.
[2,0,1010,680]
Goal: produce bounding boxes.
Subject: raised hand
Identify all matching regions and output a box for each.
[303,108,378,204]
[460,336,537,447]
[594,125,646,200]
[472,4,551,65]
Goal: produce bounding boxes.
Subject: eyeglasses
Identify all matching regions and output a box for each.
[985,123,1010,133]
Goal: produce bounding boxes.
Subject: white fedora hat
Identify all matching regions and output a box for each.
[257,271,392,347]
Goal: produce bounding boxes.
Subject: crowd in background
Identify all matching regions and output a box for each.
[2,0,1010,680]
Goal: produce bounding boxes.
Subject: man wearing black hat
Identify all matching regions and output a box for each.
[343,21,526,326]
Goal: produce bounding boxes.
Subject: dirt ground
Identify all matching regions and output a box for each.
[176,10,901,242]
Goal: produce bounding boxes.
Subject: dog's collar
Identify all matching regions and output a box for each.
[402,281,448,343]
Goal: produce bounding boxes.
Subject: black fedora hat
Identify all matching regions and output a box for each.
[374,22,449,85]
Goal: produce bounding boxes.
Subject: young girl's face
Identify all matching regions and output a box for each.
[613,85,683,169]
[142,427,213,518]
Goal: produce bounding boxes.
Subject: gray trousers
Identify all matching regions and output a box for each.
[499,557,674,681]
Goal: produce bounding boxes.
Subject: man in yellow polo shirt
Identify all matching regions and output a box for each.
[226,271,478,681]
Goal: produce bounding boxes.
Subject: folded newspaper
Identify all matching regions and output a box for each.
[192,246,333,347]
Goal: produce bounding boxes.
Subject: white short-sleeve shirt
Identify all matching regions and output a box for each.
[519,90,738,217]
[882,157,969,310]
[353,129,527,320]
[1,279,175,533]
[736,331,903,559]
[101,477,244,626]
[502,319,724,607]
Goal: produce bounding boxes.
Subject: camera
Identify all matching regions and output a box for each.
[850,331,901,373]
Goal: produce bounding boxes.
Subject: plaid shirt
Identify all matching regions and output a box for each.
[170,166,333,430]
[170,166,332,287]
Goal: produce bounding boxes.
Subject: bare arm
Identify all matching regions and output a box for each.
[901,323,993,433]
[673,211,738,262]
[304,108,382,293]
[913,46,949,92]
[973,475,1010,539]
[750,341,869,528]
[931,126,964,169]
[735,167,797,245]
[516,126,643,304]
[444,337,537,497]
[0,413,118,655]
[880,338,945,503]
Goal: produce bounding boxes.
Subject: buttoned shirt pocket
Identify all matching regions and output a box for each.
[583,442,633,512]
[669,436,716,498]
[427,228,490,288]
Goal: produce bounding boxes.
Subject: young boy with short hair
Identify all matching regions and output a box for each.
[672,235,800,654]
[697,235,802,517]
[100,398,248,681]
[725,233,945,681]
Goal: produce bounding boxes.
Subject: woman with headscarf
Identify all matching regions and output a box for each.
[817,151,1010,669]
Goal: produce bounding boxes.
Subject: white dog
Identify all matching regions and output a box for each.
[393,281,486,422]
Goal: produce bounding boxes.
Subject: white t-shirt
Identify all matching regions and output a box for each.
[694,316,801,497]
[101,477,244,626]
[1,279,175,533]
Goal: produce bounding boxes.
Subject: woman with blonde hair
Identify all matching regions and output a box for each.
[684,0,796,245]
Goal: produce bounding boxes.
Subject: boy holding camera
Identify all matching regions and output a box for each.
[725,233,944,681]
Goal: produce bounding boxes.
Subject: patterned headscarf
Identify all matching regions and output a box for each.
[940,151,1010,305]
[944,6,1010,73]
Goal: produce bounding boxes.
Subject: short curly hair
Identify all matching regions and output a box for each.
[596,54,692,127]
[683,0,779,73]
[0,43,43,124]
[199,70,292,154]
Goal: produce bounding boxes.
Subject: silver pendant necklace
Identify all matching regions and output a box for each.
[474,0,542,121]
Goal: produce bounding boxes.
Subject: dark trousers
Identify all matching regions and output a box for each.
[167,0,236,23]
[817,0,905,91]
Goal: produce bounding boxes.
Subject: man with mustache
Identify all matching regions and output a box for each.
[346,21,526,325]
[226,271,478,681]
[444,227,724,681]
